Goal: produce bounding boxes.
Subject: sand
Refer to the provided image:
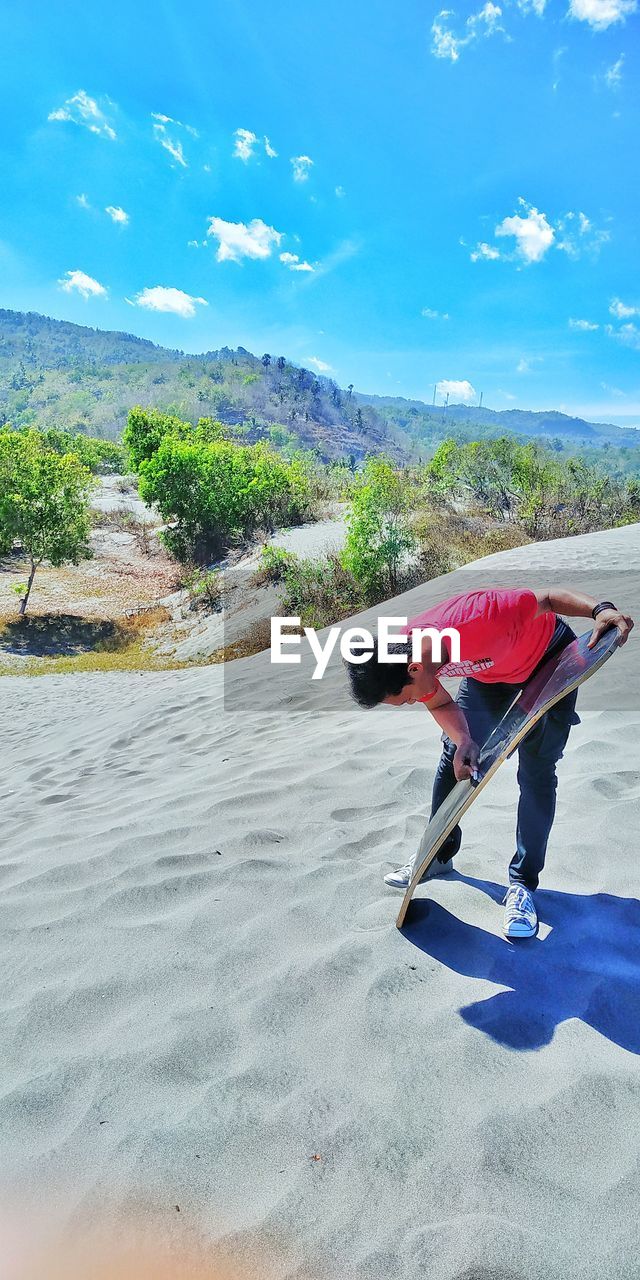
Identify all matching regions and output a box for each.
[1,524,640,1279]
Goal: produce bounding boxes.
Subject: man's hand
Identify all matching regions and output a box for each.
[453,736,480,781]
[589,608,634,648]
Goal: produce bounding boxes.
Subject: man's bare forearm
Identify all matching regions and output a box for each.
[536,587,599,618]
[429,699,473,747]
[536,588,634,645]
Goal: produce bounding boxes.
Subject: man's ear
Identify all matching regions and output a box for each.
[407,661,423,678]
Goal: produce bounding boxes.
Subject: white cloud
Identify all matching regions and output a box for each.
[105,205,129,226]
[151,112,198,137]
[496,200,555,263]
[335,185,346,198]
[130,287,208,318]
[569,0,637,28]
[472,199,607,266]
[291,155,313,182]
[551,45,568,91]
[306,356,334,373]
[234,129,278,160]
[48,90,116,140]
[468,2,504,32]
[431,15,463,60]
[421,307,450,319]
[58,269,107,299]
[431,3,504,61]
[153,125,186,167]
[280,251,314,272]
[569,318,599,330]
[207,216,283,263]
[470,241,502,261]
[233,128,258,161]
[436,379,477,403]
[152,114,196,167]
[516,357,544,373]
[516,0,547,12]
[605,54,625,87]
[609,296,638,319]
[556,209,610,258]
[76,193,91,209]
[606,322,640,350]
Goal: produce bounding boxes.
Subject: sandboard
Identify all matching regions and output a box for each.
[395,626,622,929]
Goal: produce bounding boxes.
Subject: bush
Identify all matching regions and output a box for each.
[411,505,529,582]
[424,436,640,538]
[342,457,417,601]
[6,426,125,474]
[138,435,311,563]
[254,545,298,585]
[277,551,364,630]
[0,428,93,614]
[183,568,222,612]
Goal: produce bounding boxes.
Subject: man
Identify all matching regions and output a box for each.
[345,588,633,939]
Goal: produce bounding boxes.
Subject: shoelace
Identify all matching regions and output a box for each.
[503,886,534,924]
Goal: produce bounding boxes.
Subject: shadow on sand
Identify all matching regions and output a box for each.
[402,873,640,1054]
[0,614,128,657]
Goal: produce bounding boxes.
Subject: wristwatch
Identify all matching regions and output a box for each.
[591,601,617,619]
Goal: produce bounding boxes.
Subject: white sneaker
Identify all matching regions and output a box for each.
[502,885,537,938]
[384,858,454,891]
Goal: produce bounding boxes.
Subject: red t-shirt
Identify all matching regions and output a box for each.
[402,588,555,684]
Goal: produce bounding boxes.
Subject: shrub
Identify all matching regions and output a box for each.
[278,552,364,630]
[342,457,417,601]
[0,428,93,615]
[138,435,310,563]
[254,545,297,585]
[183,568,222,612]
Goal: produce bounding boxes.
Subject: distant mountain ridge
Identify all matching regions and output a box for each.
[1,308,638,462]
[356,392,634,444]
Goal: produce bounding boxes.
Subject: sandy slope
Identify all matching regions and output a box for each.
[2,525,640,1280]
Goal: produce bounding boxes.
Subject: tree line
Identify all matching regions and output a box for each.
[1,416,639,624]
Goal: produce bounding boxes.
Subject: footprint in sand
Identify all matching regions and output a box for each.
[592,771,640,799]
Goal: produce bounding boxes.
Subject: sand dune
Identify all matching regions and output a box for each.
[2,524,640,1279]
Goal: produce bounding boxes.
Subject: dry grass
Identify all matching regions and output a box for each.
[208,616,274,662]
[0,605,185,677]
[412,504,530,577]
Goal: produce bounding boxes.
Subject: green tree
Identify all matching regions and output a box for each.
[123,406,192,470]
[138,435,310,562]
[0,429,93,615]
[342,457,416,600]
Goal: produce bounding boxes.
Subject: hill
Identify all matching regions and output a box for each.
[1,309,639,468]
[357,393,640,450]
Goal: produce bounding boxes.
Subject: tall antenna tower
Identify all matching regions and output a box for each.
[432,384,437,407]
[478,391,483,409]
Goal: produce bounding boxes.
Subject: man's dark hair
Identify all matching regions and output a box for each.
[344,638,412,708]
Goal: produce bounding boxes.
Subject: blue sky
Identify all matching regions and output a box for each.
[0,0,638,422]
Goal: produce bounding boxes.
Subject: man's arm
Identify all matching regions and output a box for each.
[424,685,480,781]
[534,588,634,647]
